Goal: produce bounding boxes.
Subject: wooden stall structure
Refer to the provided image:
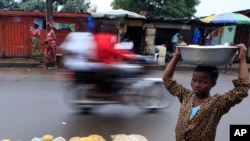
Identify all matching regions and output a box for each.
[0,10,89,58]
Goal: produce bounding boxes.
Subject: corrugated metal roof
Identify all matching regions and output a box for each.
[233,9,250,15]
[146,17,192,24]
[0,10,89,18]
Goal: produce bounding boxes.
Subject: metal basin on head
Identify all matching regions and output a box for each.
[177,45,238,66]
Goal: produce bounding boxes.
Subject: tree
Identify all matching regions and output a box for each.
[53,0,67,5]
[19,0,46,11]
[111,0,200,18]
[0,0,91,13]
[0,0,20,10]
[59,0,91,13]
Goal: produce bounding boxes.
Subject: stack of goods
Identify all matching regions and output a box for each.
[2,134,148,141]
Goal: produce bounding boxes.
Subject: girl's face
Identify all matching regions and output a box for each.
[191,71,216,98]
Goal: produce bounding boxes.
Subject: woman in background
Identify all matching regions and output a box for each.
[222,42,235,74]
[43,22,57,69]
[31,22,42,59]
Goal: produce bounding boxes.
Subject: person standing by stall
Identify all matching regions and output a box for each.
[222,42,235,74]
[43,22,57,69]
[171,32,179,53]
[31,22,42,59]
[176,36,187,47]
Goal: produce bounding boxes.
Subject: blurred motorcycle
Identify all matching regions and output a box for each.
[58,32,172,112]
[59,58,171,112]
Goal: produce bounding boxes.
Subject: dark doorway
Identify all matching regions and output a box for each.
[155,28,179,53]
[126,26,143,54]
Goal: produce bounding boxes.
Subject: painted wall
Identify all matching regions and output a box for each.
[221,25,236,44]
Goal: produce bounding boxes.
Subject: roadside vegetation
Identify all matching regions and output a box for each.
[0,0,200,18]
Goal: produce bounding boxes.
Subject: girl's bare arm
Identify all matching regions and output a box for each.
[236,44,249,80]
[162,48,181,82]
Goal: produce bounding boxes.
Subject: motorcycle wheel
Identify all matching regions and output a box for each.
[64,82,96,112]
[135,81,174,110]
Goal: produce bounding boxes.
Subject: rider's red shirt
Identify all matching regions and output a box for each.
[94,33,135,64]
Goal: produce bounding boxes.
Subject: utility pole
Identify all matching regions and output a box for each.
[46,0,53,24]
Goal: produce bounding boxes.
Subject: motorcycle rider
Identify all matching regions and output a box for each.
[60,31,143,98]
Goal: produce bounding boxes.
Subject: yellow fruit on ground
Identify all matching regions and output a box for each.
[79,137,91,141]
[43,135,53,141]
[2,139,11,141]
[69,137,80,141]
[89,135,106,141]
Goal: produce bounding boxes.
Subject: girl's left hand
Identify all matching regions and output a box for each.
[175,47,181,56]
[235,44,247,61]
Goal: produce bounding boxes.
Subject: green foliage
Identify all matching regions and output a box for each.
[53,0,67,5]
[59,0,91,13]
[111,0,200,18]
[0,0,91,13]
[0,0,20,10]
[19,0,46,11]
